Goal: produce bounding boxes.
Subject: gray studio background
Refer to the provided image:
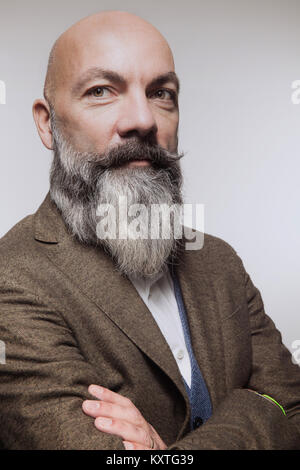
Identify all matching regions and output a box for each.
[0,0,299,355]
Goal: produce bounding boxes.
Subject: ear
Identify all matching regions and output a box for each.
[32,99,53,150]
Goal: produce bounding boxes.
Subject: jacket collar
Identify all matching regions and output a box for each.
[34,192,67,243]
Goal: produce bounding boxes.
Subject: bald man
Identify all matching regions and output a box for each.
[0,11,299,450]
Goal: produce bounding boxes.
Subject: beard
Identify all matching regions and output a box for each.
[49,110,185,278]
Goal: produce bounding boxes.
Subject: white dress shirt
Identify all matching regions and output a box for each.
[129,267,192,388]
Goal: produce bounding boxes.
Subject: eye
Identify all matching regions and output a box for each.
[87,86,111,98]
[152,89,175,101]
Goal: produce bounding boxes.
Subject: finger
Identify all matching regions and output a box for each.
[82,399,144,426]
[88,384,134,408]
[149,423,167,449]
[94,417,152,447]
[123,441,151,451]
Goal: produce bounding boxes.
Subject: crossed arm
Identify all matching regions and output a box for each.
[81,264,300,449]
[80,262,300,450]
[81,384,299,450]
[0,263,300,449]
[82,384,167,450]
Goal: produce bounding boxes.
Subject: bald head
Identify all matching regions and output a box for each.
[35,9,179,158]
[44,11,175,106]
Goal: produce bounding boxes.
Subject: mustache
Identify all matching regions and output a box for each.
[50,134,184,204]
[85,139,184,171]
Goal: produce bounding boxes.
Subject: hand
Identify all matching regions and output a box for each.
[82,384,167,450]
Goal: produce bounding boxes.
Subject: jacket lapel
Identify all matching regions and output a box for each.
[175,249,227,409]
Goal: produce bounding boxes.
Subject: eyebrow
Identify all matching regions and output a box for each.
[71,67,180,96]
[147,72,180,94]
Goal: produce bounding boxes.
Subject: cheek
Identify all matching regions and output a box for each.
[156,114,179,151]
[68,112,116,153]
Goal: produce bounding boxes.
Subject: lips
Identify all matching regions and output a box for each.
[123,159,152,168]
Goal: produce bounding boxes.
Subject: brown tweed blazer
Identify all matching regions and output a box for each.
[0,193,299,450]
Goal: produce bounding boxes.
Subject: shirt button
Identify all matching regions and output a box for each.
[177,349,184,360]
[193,417,203,429]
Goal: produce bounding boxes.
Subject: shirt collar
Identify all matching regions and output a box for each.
[129,265,169,300]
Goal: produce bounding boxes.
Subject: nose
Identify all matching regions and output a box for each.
[116,90,158,141]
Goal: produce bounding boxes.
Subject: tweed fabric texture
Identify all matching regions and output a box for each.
[0,193,299,449]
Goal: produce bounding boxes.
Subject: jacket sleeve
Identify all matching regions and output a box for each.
[168,253,300,450]
[0,280,125,450]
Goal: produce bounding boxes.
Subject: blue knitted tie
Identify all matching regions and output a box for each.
[170,268,212,429]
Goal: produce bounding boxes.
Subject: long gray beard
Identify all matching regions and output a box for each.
[49,114,184,278]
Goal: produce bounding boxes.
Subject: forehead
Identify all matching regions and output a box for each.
[58,28,175,89]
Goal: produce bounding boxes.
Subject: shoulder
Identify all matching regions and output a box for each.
[202,232,237,257]
[184,229,242,265]
[0,213,35,253]
[0,212,39,283]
